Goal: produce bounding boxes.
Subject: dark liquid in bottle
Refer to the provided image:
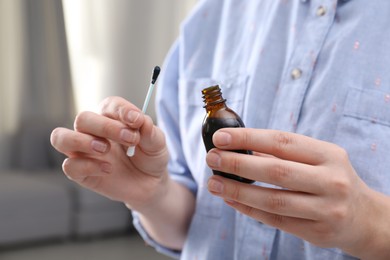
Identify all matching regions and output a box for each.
[202,117,254,184]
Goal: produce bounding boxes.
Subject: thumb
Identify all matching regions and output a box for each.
[138,115,166,156]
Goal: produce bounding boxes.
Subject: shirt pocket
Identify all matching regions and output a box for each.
[177,74,249,218]
[332,87,390,195]
[178,74,249,112]
[343,88,390,126]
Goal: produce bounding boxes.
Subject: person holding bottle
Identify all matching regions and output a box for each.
[50,0,390,259]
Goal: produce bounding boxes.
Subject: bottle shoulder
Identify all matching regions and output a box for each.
[207,106,239,118]
[203,106,245,127]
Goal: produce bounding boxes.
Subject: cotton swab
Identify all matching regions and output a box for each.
[126,66,161,157]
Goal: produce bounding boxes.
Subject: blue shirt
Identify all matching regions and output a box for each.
[133,0,390,259]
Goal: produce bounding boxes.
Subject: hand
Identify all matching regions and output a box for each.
[206,128,390,259]
[50,96,169,212]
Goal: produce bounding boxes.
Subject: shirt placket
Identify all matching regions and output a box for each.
[269,0,338,132]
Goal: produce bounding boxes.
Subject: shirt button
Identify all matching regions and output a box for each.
[316,6,327,16]
[291,68,302,80]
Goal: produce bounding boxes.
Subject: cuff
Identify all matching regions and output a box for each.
[132,211,181,259]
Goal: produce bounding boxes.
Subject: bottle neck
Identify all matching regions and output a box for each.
[202,85,227,112]
[204,102,227,113]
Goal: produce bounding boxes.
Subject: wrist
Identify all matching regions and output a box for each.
[133,178,195,250]
[135,175,173,216]
[344,186,390,259]
[362,189,390,259]
[124,170,171,214]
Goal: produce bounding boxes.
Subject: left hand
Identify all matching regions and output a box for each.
[206,128,390,259]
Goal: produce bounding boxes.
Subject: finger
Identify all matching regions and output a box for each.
[252,152,276,158]
[98,97,167,159]
[213,128,334,165]
[132,115,168,159]
[63,157,111,184]
[206,149,325,194]
[51,127,110,156]
[74,111,140,147]
[224,199,318,242]
[208,175,321,220]
[99,96,144,129]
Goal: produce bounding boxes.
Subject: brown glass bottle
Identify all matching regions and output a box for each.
[201,85,254,184]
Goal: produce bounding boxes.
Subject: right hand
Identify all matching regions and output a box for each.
[50,96,170,212]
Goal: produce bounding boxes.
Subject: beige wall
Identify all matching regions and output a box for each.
[0,0,25,134]
[63,0,197,117]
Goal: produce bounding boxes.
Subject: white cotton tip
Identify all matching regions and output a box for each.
[126,146,136,157]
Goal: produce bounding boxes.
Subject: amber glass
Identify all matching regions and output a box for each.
[201,85,254,184]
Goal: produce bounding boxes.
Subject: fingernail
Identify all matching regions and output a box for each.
[91,140,108,153]
[127,110,140,123]
[120,129,136,143]
[100,162,112,174]
[208,179,224,194]
[207,151,221,168]
[215,131,231,146]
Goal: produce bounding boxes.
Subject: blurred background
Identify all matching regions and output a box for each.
[0,0,196,259]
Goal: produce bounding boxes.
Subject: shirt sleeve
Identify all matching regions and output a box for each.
[132,211,181,259]
[155,38,197,195]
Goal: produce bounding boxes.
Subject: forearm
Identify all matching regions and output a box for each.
[134,178,195,250]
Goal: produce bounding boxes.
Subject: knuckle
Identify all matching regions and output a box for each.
[332,145,350,163]
[241,205,256,218]
[328,205,348,222]
[99,96,128,118]
[311,223,334,246]
[269,213,285,227]
[269,162,292,184]
[230,185,241,201]
[241,130,252,147]
[266,193,287,212]
[98,96,116,113]
[330,177,351,198]
[74,111,89,131]
[272,132,294,153]
[228,155,242,175]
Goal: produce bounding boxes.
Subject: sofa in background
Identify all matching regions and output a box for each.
[0,120,132,246]
[0,170,131,246]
